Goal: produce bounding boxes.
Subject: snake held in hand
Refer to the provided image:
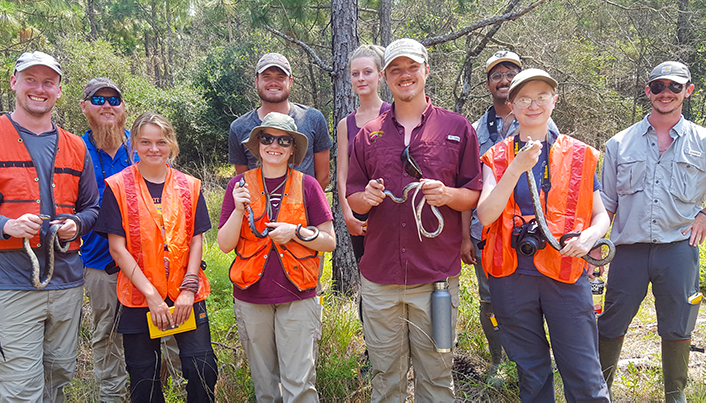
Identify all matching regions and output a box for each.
[24,214,77,289]
[521,140,615,266]
[380,180,443,240]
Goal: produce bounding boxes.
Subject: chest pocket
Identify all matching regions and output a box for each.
[615,156,646,197]
[669,153,706,205]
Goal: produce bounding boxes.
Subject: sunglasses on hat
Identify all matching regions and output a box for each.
[649,81,684,95]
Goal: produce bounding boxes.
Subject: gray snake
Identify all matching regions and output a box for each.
[25,214,76,289]
[380,180,444,240]
[521,140,615,266]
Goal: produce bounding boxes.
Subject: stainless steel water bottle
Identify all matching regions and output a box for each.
[432,281,452,352]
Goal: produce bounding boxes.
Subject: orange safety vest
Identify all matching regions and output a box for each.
[480,134,599,284]
[0,114,85,251]
[106,164,210,308]
[229,168,320,291]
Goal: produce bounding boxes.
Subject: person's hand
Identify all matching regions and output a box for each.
[511,139,542,173]
[420,179,449,207]
[3,214,43,238]
[146,294,173,331]
[363,179,386,207]
[559,231,600,258]
[173,290,195,326]
[266,222,297,244]
[461,237,477,265]
[50,218,77,241]
[683,212,706,246]
[343,212,366,236]
[232,180,251,212]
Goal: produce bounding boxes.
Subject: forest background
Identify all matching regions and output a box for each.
[2,0,706,401]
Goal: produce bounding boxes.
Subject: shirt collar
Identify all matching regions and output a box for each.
[389,97,433,129]
[642,114,686,139]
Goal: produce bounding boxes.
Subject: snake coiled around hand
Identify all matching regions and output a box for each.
[25,214,78,289]
[382,181,444,240]
[521,140,615,266]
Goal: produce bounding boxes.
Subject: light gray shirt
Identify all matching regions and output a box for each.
[601,114,706,245]
[469,107,558,240]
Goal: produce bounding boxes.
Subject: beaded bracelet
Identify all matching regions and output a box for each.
[179,272,199,294]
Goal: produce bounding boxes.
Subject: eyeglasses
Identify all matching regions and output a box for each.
[401,146,423,179]
[649,81,684,95]
[513,93,554,109]
[89,96,122,106]
[258,134,294,147]
[489,70,519,82]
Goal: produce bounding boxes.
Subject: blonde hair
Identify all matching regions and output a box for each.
[130,112,180,162]
[348,44,385,72]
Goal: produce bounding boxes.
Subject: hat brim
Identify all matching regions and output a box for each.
[243,126,308,166]
[383,54,426,72]
[257,63,291,76]
[16,61,62,77]
[648,75,690,85]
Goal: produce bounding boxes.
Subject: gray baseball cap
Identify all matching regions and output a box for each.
[83,77,123,100]
[243,112,308,166]
[256,53,292,76]
[383,38,428,71]
[648,61,691,84]
[14,51,62,77]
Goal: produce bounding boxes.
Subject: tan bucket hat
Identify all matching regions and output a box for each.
[243,112,308,166]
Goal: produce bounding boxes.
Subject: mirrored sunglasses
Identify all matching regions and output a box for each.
[258,134,294,147]
[89,96,122,106]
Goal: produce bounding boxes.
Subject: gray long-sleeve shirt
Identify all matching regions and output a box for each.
[601,114,706,245]
[0,115,99,290]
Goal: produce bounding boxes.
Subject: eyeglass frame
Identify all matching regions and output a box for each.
[512,93,555,109]
[489,70,519,83]
[258,133,294,148]
[401,146,423,179]
[88,95,122,106]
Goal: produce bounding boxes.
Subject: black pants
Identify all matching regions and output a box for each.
[122,314,218,402]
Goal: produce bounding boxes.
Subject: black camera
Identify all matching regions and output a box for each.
[511,218,546,256]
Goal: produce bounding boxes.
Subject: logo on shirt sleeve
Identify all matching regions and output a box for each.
[447,135,461,143]
[369,131,384,143]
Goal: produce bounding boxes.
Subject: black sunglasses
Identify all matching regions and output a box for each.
[89,95,122,106]
[259,134,293,147]
[401,146,423,179]
[649,81,684,95]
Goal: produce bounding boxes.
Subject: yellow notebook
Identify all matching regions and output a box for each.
[146,306,196,339]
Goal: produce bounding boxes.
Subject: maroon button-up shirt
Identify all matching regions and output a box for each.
[346,99,482,285]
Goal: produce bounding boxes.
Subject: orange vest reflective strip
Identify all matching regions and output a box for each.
[0,114,84,251]
[229,168,319,291]
[107,165,210,307]
[480,134,599,283]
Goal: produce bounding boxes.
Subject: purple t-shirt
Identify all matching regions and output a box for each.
[347,102,392,157]
[219,171,333,304]
[346,99,483,285]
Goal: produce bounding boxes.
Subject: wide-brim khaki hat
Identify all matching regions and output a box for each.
[243,112,308,166]
[508,68,558,100]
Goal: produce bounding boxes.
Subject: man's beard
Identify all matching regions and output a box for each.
[257,87,290,104]
[87,111,127,151]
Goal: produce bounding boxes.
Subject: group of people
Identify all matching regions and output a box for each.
[0,36,703,403]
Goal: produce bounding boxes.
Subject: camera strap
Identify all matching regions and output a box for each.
[513,132,555,211]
